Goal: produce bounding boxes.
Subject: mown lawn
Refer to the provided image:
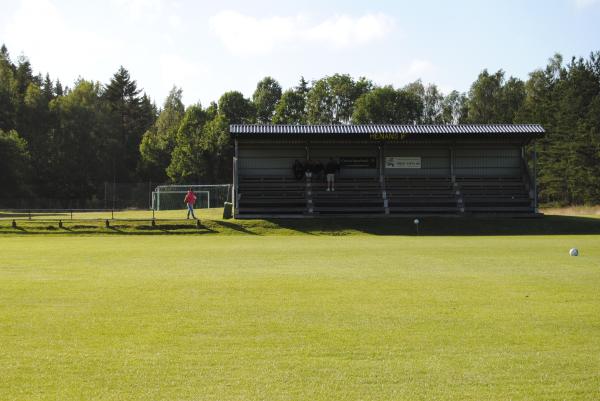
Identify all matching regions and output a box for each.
[1,235,599,400]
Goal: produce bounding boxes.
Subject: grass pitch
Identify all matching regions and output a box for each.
[1,234,599,400]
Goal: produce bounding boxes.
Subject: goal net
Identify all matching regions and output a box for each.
[151,184,231,211]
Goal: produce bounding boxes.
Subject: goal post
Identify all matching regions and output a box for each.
[151,184,231,211]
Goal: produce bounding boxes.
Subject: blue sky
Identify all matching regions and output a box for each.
[1,0,599,106]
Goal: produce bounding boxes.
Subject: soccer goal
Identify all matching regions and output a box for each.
[151,184,231,211]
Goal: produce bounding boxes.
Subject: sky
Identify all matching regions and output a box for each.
[1,0,599,106]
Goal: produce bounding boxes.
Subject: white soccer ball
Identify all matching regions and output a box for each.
[569,248,579,257]
[414,218,420,225]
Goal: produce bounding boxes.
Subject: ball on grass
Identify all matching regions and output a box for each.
[569,248,579,257]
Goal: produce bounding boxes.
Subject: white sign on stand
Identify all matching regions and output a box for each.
[385,157,421,169]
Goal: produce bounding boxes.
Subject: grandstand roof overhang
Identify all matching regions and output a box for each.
[230,124,545,140]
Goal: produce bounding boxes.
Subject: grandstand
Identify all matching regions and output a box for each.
[230,124,544,217]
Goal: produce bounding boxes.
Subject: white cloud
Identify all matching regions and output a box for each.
[406,59,436,80]
[3,0,116,83]
[168,14,183,30]
[158,53,209,104]
[109,0,165,21]
[574,0,600,8]
[209,11,395,56]
[307,14,394,47]
[109,0,183,32]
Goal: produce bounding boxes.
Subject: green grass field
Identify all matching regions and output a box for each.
[1,230,599,400]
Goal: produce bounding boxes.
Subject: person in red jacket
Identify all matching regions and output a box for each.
[183,188,197,219]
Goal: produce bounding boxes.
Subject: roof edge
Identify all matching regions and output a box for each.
[229,124,545,136]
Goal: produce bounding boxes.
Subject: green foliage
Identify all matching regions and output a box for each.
[139,86,184,182]
[201,114,232,182]
[352,86,423,124]
[44,80,109,201]
[218,91,255,124]
[273,89,306,124]
[166,103,232,184]
[306,74,372,124]
[518,53,600,204]
[102,66,156,182]
[272,77,310,124]
[0,41,599,207]
[252,76,282,123]
[403,80,447,123]
[441,90,469,125]
[0,47,18,131]
[0,129,30,197]
[466,69,525,123]
[167,104,210,183]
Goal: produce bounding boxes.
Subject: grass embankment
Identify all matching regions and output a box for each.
[0,235,599,400]
[542,205,600,216]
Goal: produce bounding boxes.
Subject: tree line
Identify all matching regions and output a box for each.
[1,43,599,205]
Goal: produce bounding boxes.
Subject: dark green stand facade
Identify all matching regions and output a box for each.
[231,124,544,218]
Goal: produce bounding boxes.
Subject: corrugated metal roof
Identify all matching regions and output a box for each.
[230,124,545,136]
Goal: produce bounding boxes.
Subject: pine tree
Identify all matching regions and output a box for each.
[102,66,154,182]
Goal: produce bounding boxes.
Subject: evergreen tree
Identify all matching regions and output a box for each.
[42,80,109,203]
[42,74,54,102]
[0,45,18,131]
[102,66,155,182]
[55,79,63,96]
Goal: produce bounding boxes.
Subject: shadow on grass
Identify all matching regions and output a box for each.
[136,223,216,234]
[212,220,258,235]
[263,215,600,236]
[0,212,70,218]
[4,214,600,236]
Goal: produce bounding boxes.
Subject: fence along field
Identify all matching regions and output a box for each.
[0,183,232,222]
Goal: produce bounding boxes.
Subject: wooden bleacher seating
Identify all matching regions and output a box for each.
[385,176,458,213]
[237,176,307,215]
[236,174,536,216]
[456,176,534,213]
[311,177,384,214]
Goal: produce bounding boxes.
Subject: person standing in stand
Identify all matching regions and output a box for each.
[325,158,340,191]
[183,188,197,219]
